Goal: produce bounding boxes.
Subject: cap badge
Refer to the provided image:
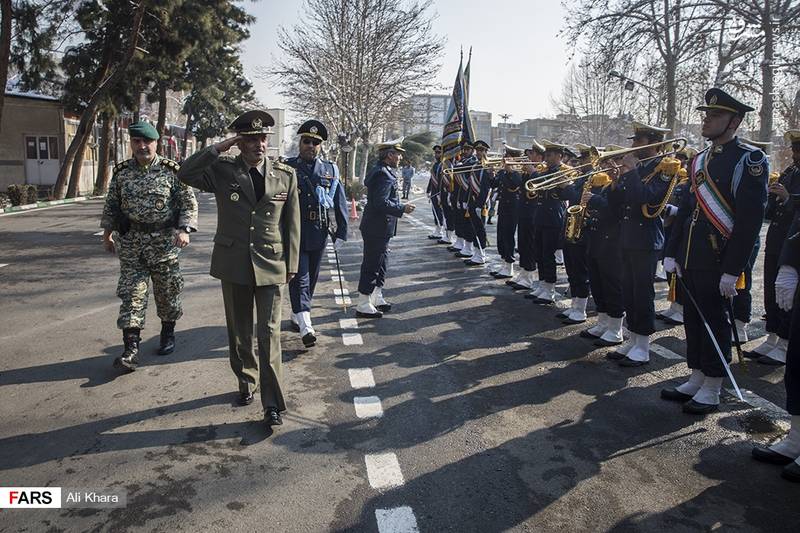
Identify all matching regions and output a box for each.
[709,94,718,105]
[310,126,318,134]
[251,118,262,129]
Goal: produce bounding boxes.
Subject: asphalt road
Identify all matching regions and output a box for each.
[0,184,798,532]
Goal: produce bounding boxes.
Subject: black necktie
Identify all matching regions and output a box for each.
[249,167,265,201]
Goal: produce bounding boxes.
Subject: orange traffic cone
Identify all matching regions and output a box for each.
[349,198,359,220]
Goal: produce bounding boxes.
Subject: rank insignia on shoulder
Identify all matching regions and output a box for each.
[161,158,180,172]
[273,161,292,173]
[114,160,130,173]
[749,164,763,176]
[219,154,237,163]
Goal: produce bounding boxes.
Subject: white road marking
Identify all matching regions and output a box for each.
[354,396,383,418]
[335,296,352,305]
[93,231,104,236]
[340,318,359,329]
[329,269,342,276]
[342,332,363,345]
[364,453,405,489]
[650,344,684,360]
[348,368,375,388]
[376,507,420,533]
[333,288,350,296]
[0,263,8,269]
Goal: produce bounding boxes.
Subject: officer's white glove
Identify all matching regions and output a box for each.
[719,273,739,298]
[775,265,799,312]
[663,257,681,277]
[333,238,345,252]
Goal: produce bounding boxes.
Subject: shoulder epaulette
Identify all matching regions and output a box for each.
[160,158,180,172]
[219,154,237,163]
[114,160,131,173]
[273,161,294,173]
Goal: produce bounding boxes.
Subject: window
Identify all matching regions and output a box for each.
[38,138,49,159]
[48,137,59,160]
[26,137,37,159]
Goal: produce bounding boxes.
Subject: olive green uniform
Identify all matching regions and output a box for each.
[101,156,198,330]
[178,146,300,411]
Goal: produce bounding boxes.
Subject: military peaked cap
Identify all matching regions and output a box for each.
[229,109,275,135]
[297,119,328,141]
[628,121,671,141]
[530,139,546,154]
[128,121,159,141]
[696,88,755,116]
[541,139,569,153]
[377,138,406,152]
[473,140,490,150]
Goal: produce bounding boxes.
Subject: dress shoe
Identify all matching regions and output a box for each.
[661,315,684,326]
[580,329,601,339]
[464,260,484,266]
[606,351,626,360]
[238,392,254,406]
[619,357,649,367]
[594,337,623,347]
[562,317,586,325]
[742,350,764,360]
[157,321,176,355]
[682,399,718,415]
[302,331,317,348]
[782,461,800,482]
[446,246,460,252]
[751,445,795,465]
[376,304,392,313]
[493,273,512,279]
[660,387,693,403]
[531,297,554,305]
[265,408,283,426]
[427,235,439,240]
[436,239,450,245]
[555,309,570,319]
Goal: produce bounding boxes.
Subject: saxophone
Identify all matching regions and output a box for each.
[564,175,593,243]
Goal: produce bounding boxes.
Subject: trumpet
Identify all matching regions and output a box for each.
[524,138,687,193]
[442,156,539,177]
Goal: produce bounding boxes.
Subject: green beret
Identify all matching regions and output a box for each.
[128,121,159,141]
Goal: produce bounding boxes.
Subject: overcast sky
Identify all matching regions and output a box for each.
[239,0,575,127]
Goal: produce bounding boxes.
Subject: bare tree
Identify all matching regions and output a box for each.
[265,0,444,179]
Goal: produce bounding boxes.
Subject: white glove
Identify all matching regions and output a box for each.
[665,204,678,217]
[719,273,739,298]
[663,257,681,277]
[775,265,799,312]
[333,238,344,252]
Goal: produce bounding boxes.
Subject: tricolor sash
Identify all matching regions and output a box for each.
[469,169,481,197]
[691,150,734,239]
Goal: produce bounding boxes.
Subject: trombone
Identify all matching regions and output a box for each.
[442,156,538,177]
[524,138,687,193]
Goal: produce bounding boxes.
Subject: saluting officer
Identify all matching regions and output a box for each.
[746,130,800,364]
[178,110,301,427]
[101,121,198,371]
[427,144,446,241]
[752,213,800,482]
[606,122,675,367]
[284,120,348,348]
[662,89,768,415]
[356,139,415,318]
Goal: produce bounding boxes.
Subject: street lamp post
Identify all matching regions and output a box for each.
[608,70,659,124]
[338,132,353,190]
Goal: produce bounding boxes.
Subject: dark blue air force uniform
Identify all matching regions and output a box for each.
[609,157,671,336]
[358,164,406,295]
[562,176,591,299]
[468,166,493,250]
[490,169,522,264]
[586,182,624,318]
[285,156,348,313]
[665,138,768,377]
[532,165,567,283]
[782,215,800,415]
[428,160,445,228]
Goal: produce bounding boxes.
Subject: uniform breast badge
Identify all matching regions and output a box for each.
[749,164,763,176]
[154,198,165,210]
[695,170,706,185]
[230,192,240,202]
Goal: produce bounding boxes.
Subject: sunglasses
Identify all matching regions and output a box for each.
[302,137,322,146]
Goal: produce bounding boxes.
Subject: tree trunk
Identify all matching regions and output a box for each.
[67,116,96,197]
[789,89,800,130]
[53,1,146,199]
[758,0,774,142]
[0,0,12,135]
[95,113,113,194]
[156,83,167,155]
[663,0,677,132]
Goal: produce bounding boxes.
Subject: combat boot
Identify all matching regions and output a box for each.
[114,328,140,371]
[157,321,176,355]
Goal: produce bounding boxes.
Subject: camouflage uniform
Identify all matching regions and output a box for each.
[101,156,198,330]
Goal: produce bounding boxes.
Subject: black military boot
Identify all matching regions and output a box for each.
[113,328,140,372]
[157,321,176,355]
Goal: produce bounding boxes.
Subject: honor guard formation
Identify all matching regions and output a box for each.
[98,88,800,482]
[423,88,800,483]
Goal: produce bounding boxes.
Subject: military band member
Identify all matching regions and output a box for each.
[528,140,569,304]
[427,145,446,240]
[101,121,198,371]
[751,213,800,481]
[662,89,768,414]
[559,143,594,323]
[284,120,348,348]
[448,142,478,258]
[465,140,493,266]
[489,146,527,279]
[438,154,456,245]
[606,122,675,367]
[581,165,625,345]
[746,130,800,365]
[178,110,300,427]
[356,139,415,317]
[508,151,540,291]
